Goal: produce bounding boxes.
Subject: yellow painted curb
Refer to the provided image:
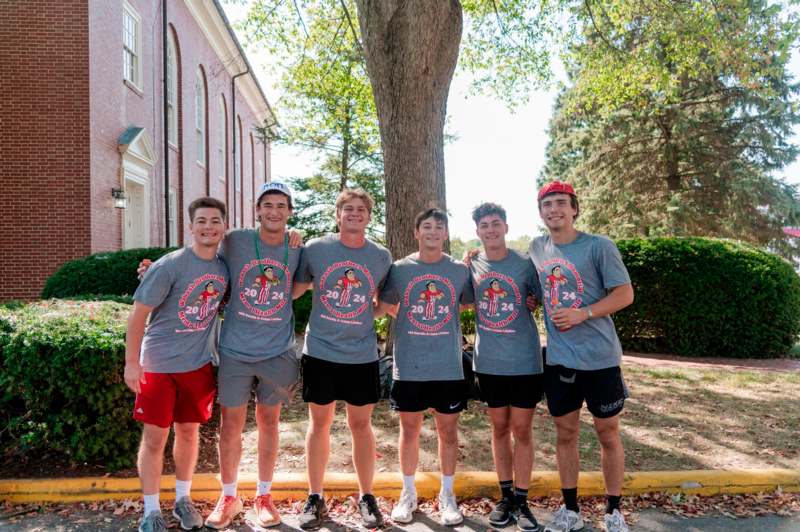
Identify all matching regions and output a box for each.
[1,469,798,503]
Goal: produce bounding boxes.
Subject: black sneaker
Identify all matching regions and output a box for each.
[515,503,541,532]
[298,494,328,530]
[489,497,514,527]
[359,493,385,528]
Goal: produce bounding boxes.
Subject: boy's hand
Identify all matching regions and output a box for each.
[137,259,152,280]
[124,361,146,394]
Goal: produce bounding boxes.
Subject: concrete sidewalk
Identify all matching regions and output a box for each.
[1,506,798,531]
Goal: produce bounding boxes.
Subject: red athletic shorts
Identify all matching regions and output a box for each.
[133,363,216,428]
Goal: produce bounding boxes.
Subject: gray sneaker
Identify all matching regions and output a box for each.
[603,509,629,532]
[172,496,204,530]
[544,505,584,532]
[139,511,167,532]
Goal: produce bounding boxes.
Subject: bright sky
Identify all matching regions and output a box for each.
[223,3,800,240]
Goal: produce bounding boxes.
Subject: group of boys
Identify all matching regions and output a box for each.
[126,180,634,532]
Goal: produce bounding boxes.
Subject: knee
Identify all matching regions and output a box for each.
[140,430,168,455]
[256,411,280,432]
[595,424,621,449]
[174,424,198,443]
[555,425,579,447]
[347,415,373,435]
[511,424,532,445]
[400,421,422,440]
[438,426,458,447]
[492,420,510,440]
[308,417,333,436]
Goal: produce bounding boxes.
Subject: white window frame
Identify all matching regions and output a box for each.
[122,1,142,90]
[218,96,226,182]
[195,70,206,166]
[166,33,178,146]
[168,187,178,245]
[235,117,242,192]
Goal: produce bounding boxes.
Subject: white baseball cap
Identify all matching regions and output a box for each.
[256,181,293,207]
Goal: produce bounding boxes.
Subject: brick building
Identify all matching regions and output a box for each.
[0,0,274,300]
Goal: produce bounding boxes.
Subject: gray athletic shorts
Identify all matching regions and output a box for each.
[218,350,300,408]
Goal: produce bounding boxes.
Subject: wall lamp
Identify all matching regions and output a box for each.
[112,187,126,209]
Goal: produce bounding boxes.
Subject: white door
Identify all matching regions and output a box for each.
[124,180,147,249]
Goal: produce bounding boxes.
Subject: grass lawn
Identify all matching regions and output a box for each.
[226,361,800,475]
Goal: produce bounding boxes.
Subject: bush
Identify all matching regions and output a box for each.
[42,247,176,299]
[0,300,138,469]
[293,292,313,333]
[615,237,800,358]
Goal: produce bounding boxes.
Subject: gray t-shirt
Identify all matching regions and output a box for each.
[470,250,543,376]
[380,254,473,381]
[528,232,631,370]
[134,247,229,373]
[296,234,392,364]
[217,229,302,362]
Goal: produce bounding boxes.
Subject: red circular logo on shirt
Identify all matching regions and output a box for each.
[540,258,583,314]
[402,274,456,333]
[319,261,375,319]
[177,274,227,329]
[238,258,291,318]
[476,272,521,329]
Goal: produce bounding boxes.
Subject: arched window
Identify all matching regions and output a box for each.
[218,95,226,183]
[166,31,178,145]
[195,68,207,166]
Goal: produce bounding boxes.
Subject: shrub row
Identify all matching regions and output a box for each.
[616,237,800,358]
[0,300,138,470]
[42,247,176,299]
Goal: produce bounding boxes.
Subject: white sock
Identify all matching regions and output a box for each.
[143,493,160,516]
[403,474,416,493]
[222,482,237,497]
[441,475,455,494]
[175,479,191,501]
[256,480,272,496]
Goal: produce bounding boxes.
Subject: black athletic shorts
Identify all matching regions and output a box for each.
[301,354,380,406]
[390,379,468,414]
[543,364,629,418]
[475,372,545,409]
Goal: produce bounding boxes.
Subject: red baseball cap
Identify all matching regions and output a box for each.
[537,181,576,201]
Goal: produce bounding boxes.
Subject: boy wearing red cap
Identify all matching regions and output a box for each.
[530,182,634,532]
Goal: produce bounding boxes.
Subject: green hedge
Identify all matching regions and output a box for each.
[0,300,138,469]
[616,238,800,358]
[42,247,176,299]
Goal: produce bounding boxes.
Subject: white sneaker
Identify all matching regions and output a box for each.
[390,489,418,524]
[438,490,463,526]
[544,505,584,532]
[603,509,629,532]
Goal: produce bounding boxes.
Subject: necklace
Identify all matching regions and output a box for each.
[253,229,289,280]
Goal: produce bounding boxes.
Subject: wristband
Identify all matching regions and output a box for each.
[585,307,593,319]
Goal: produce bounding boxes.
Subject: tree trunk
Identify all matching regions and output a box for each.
[355,0,462,260]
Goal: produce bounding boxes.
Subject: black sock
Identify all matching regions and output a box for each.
[513,487,529,507]
[606,495,621,515]
[499,480,513,501]
[562,487,579,512]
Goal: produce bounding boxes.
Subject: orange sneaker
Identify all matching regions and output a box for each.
[254,493,281,527]
[205,495,243,529]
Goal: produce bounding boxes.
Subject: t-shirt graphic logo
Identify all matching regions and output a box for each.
[178,274,227,329]
[320,261,375,320]
[477,272,521,328]
[238,258,291,318]
[404,274,456,333]
[335,268,363,308]
[540,259,583,313]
